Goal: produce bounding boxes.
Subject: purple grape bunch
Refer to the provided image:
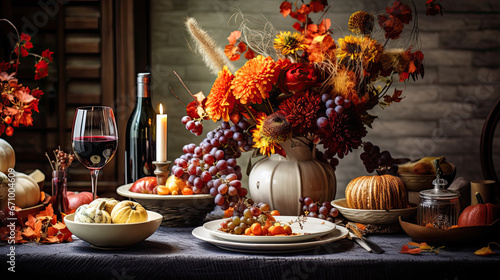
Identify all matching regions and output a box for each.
[173,119,255,209]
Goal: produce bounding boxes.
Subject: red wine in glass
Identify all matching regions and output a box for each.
[72,106,118,200]
[73,136,118,169]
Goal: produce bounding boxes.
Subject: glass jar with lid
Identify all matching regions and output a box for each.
[417,176,460,229]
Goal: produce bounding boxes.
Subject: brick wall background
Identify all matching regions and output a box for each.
[150,0,500,199]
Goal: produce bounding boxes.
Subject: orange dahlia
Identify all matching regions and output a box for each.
[205,66,235,122]
[230,55,279,105]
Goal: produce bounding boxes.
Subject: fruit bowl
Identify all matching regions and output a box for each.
[331,198,417,224]
[398,163,456,192]
[399,217,500,245]
[64,210,162,248]
[117,184,215,227]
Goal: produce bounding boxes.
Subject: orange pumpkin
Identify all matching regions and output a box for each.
[345,174,409,210]
[458,193,500,227]
[67,191,94,210]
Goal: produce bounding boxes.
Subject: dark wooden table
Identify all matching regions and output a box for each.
[2,225,499,280]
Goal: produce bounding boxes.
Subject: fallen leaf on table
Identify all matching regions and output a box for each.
[401,242,444,255]
[475,242,499,256]
[401,244,421,254]
[0,203,73,244]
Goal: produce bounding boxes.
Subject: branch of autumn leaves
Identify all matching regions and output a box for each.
[0,19,53,137]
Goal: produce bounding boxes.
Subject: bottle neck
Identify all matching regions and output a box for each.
[137,82,150,98]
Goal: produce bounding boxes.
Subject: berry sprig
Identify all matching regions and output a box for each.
[45,147,75,172]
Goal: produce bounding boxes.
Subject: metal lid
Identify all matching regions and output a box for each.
[137,73,150,84]
[420,178,459,199]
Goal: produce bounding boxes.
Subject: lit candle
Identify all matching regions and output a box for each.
[156,103,168,162]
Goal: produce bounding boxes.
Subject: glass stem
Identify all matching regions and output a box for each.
[90,169,100,200]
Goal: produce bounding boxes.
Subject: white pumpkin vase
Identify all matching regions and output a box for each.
[248,137,336,215]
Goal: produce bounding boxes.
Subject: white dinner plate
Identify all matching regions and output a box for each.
[203,216,337,243]
[192,226,349,254]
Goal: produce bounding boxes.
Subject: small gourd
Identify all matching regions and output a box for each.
[458,192,500,227]
[0,139,15,174]
[74,200,112,223]
[111,201,148,223]
[89,197,119,214]
[14,172,41,208]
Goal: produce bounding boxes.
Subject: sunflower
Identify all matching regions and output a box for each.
[251,112,291,157]
[274,31,308,56]
[348,11,374,35]
[278,91,321,135]
[337,35,384,67]
[230,55,279,105]
[205,66,235,122]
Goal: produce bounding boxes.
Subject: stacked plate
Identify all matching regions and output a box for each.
[192,216,349,253]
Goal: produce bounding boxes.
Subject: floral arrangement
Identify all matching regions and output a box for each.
[171,0,440,209]
[0,19,52,137]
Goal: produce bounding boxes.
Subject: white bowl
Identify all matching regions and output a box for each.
[331,198,417,224]
[117,184,215,227]
[64,210,162,248]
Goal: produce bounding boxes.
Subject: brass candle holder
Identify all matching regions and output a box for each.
[153,161,171,186]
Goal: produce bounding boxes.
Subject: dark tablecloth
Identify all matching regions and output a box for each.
[2,225,499,280]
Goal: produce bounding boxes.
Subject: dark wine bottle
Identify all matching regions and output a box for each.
[125,73,156,184]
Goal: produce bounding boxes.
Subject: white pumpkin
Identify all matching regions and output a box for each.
[0,171,9,210]
[14,172,40,208]
[89,197,119,214]
[74,201,112,223]
[0,139,15,174]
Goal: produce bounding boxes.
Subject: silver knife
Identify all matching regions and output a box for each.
[347,227,385,254]
[348,232,372,252]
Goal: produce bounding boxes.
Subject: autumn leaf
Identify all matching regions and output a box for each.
[43,235,60,244]
[225,44,241,61]
[21,226,36,239]
[227,31,241,45]
[401,242,444,254]
[401,244,421,254]
[25,214,36,229]
[279,1,292,17]
[475,242,500,256]
[186,91,207,120]
[384,89,405,104]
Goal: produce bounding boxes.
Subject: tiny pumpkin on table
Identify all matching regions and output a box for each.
[89,197,119,214]
[110,201,148,223]
[458,192,500,227]
[74,200,112,223]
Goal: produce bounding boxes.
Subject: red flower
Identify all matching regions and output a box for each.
[15,33,33,57]
[386,0,412,24]
[278,63,319,94]
[319,108,367,159]
[426,0,443,16]
[0,62,11,72]
[41,49,54,62]
[34,59,49,80]
[378,0,413,40]
[278,91,321,136]
[378,14,404,40]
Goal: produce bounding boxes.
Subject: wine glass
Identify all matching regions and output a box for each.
[71,106,118,200]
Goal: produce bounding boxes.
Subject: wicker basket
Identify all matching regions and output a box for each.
[116,184,215,227]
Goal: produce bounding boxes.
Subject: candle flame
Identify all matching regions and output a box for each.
[159,103,163,114]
